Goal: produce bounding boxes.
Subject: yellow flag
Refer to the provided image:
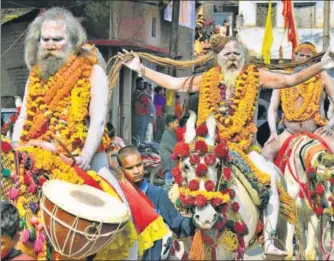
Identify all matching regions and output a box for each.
[261,0,273,64]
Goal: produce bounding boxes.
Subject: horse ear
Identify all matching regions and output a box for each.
[205,113,216,146]
[184,111,197,144]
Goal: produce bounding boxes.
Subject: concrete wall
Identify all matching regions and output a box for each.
[116,1,194,77]
[1,20,30,98]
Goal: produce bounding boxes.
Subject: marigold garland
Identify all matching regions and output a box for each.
[197,65,260,152]
[178,187,230,203]
[280,72,327,126]
[21,44,110,155]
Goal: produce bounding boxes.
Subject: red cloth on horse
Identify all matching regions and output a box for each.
[274,132,330,173]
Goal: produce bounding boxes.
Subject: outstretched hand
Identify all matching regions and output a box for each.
[321,46,334,70]
[117,49,142,72]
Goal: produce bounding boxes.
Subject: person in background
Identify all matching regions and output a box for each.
[154,87,166,142]
[220,20,230,37]
[1,200,35,261]
[133,79,150,142]
[179,115,189,128]
[146,83,155,141]
[174,94,182,119]
[159,115,179,192]
[117,146,195,261]
[106,122,126,167]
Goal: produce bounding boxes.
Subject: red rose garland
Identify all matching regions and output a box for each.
[175,127,186,142]
[195,163,208,177]
[189,154,200,165]
[204,180,215,191]
[173,142,190,158]
[189,179,200,191]
[1,141,12,153]
[195,194,207,208]
[211,197,222,207]
[204,154,216,166]
[196,124,208,137]
[171,166,183,185]
[195,140,208,155]
[223,167,232,180]
[172,126,250,255]
[215,143,229,159]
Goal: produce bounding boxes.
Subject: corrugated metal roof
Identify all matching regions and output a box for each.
[1,8,35,25]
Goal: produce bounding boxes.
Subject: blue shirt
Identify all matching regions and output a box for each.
[138,179,195,260]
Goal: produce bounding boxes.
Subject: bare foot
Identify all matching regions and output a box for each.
[264,243,287,256]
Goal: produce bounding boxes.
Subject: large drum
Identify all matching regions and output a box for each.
[40,180,130,259]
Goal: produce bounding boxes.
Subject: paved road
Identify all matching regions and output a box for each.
[244,246,334,260]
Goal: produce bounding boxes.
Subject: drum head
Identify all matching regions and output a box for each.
[42,180,129,224]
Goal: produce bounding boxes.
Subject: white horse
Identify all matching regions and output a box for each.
[279,133,334,260]
[168,111,289,260]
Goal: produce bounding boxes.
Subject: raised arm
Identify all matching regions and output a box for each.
[118,50,202,92]
[264,89,281,145]
[75,64,108,170]
[259,49,334,89]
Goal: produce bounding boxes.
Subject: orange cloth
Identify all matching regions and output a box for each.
[175,100,183,119]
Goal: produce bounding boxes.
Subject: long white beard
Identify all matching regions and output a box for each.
[37,43,74,80]
[222,68,241,88]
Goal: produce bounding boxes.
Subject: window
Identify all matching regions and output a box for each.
[256,3,277,27]
[294,2,316,28]
[152,17,156,37]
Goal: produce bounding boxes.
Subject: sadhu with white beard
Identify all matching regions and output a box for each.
[10,7,168,260]
[117,35,334,257]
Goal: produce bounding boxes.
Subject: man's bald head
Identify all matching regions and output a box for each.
[117,146,141,167]
[117,146,144,184]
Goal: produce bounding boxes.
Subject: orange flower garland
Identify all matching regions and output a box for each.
[280,72,327,126]
[21,45,109,155]
[197,65,260,152]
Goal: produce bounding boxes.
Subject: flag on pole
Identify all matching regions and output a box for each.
[261,0,273,64]
[282,0,299,56]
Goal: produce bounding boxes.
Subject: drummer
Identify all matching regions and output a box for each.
[1,200,35,261]
[117,146,196,260]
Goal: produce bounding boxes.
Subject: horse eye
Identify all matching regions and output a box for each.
[183,164,190,171]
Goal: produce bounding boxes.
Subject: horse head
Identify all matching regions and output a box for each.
[171,111,230,230]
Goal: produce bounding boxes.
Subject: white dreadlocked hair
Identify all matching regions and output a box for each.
[24,7,106,71]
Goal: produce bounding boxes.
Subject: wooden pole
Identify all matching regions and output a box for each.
[323,0,330,51]
[166,0,180,114]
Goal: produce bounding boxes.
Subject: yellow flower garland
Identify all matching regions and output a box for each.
[179,187,230,202]
[197,65,260,152]
[281,73,327,126]
[21,45,110,155]
[17,147,85,185]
